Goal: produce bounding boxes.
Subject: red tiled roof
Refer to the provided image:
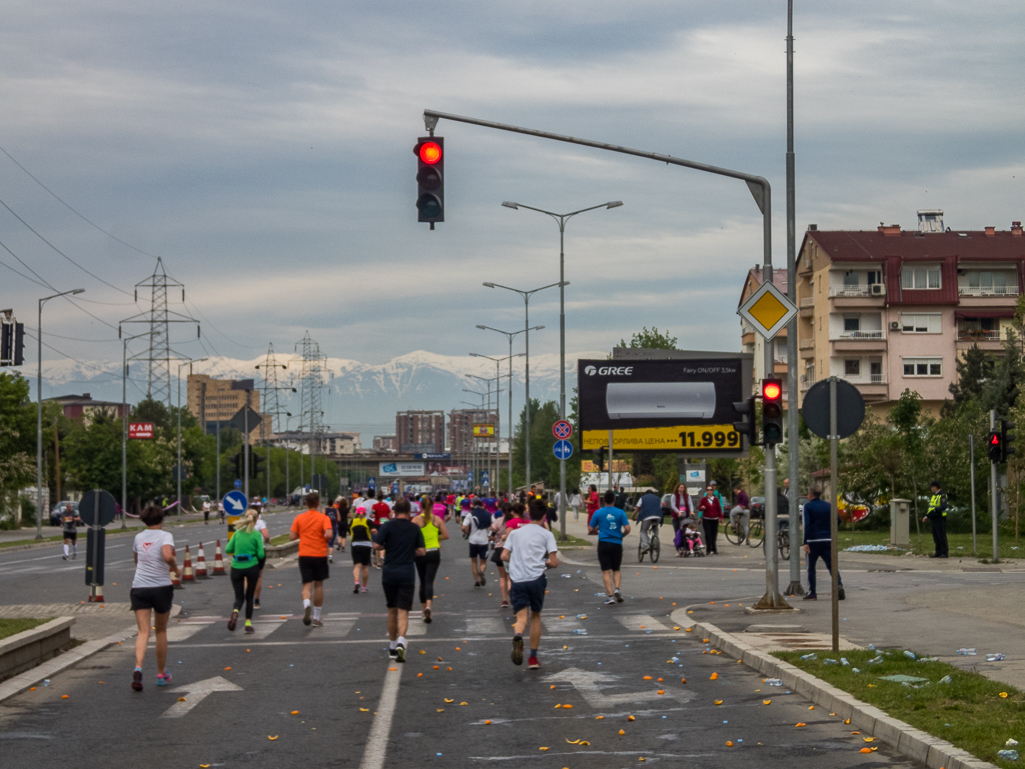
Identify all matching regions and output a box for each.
[805,229,1025,262]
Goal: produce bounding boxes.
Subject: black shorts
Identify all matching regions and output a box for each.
[351,546,372,566]
[382,581,415,611]
[63,530,77,542]
[490,547,505,566]
[469,543,488,560]
[298,556,329,584]
[130,585,174,614]
[510,574,547,614]
[257,557,266,571]
[597,540,623,572]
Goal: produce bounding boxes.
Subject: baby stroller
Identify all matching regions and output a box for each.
[674,518,706,557]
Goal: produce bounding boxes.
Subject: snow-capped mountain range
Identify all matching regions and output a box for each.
[36,349,609,439]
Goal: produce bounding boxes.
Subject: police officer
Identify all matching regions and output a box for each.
[923,481,949,558]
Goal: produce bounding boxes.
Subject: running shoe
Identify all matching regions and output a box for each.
[72,553,76,560]
[511,635,524,666]
[353,582,360,594]
[395,643,406,663]
[244,621,254,634]
[838,586,846,601]
[312,619,323,628]
[360,586,369,593]
[303,606,312,626]
[156,671,172,686]
[423,607,432,624]
[474,582,481,589]
[131,668,143,692]
[614,589,624,603]
[604,596,616,605]
[328,554,333,563]
[388,648,399,660]
[227,610,238,632]
[253,599,261,610]
[479,572,486,587]
[528,656,541,670]
[61,555,67,561]
[500,600,509,609]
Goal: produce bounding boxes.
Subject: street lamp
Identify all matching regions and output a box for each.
[177,357,208,515]
[466,373,503,491]
[462,389,488,490]
[470,351,524,495]
[477,324,543,494]
[502,200,622,537]
[482,281,565,492]
[36,288,84,540]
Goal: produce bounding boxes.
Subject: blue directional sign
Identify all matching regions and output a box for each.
[234,479,242,489]
[367,476,377,491]
[222,490,248,516]
[481,471,490,487]
[553,439,574,460]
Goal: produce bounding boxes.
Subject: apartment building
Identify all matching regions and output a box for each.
[187,374,264,436]
[373,435,398,452]
[395,410,445,453]
[448,408,499,454]
[739,266,789,402]
[796,211,1024,415]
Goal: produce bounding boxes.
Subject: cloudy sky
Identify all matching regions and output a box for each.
[1,1,1021,414]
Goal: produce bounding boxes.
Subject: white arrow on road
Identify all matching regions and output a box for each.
[543,668,695,709]
[160,676,242,718]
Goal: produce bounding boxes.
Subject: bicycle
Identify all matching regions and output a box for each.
[638,518,661,563]
[746,518,764,548]
[747,517,790,560]
[723,515,751,545]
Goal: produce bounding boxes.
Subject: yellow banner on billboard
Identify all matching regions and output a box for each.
[581,459,631,473]
[473,423,495,437]
[582,425,742,452]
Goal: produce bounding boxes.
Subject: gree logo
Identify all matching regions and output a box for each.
[585,366,634,376]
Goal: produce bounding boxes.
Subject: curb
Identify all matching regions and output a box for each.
[0,604,181,705]
[694,619,996,769]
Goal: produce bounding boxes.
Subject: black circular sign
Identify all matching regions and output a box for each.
[79,489,118,527]
[801,379,866,440]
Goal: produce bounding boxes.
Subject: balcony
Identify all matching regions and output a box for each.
[799,296,815,318]
[956,328,1005,351]
[829,284,886,308]
[830,330,886,353]
[831,331,883,340]
[959,286,1019,297]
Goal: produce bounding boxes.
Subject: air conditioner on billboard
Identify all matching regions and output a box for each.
[606,382,716,420]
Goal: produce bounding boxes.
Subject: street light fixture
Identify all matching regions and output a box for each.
[470,351,524,495]
[36,288,84,540]
[466,372,503,491]
[502,200,622,538]
[482,281,565,491]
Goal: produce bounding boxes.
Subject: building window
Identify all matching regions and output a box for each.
[844,359,860,376]
[900,313,941,333]
[901,266,941,290]
[844,316,860,332]
[965,270,1014,296]
[867,270,882,285]
[903,357,942,377]
[844,271,859,288]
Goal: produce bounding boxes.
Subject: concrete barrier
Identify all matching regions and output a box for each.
[0,617,75,683]
[263,540,299,559]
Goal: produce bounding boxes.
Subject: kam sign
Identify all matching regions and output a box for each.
[129,422,154,439]
[379,462,426,478]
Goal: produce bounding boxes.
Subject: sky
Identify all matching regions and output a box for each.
[0,1,1021,430]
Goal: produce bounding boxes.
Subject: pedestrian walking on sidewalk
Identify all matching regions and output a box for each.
[924,481,949,558]
[588,490,630,604]
[802,487,844,601]
[289,492,333,627]
[374,498,426,662]
[414,495,449,623]
[697,486,722,554]
[569,488,583,521]
[130,504,181,692]
[503,502,560,670]
[225,510,265,634]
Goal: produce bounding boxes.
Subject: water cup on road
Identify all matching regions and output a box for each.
[573,629,588,635]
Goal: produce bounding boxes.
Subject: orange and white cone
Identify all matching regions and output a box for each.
[212,540,226,575]
[170,561,183,590]
[88,584,105,602]
[195,542,208,578]
[181,545,195,582]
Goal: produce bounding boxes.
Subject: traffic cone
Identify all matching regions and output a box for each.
[170,561,183,590]
[195,542,208,578]
[212,540,226,575]
[181,545,195,582]
[88,584,105,602]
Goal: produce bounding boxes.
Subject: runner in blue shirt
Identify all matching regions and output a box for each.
[588,490,631,604]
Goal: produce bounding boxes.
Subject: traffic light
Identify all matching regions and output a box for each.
[761,378,784,446]
[989,430,1002,462]
[732,395,758,447]
[414,136,444,228]
[1002,419,1016,462]
[250,452,264,479]
[232,452,243,478]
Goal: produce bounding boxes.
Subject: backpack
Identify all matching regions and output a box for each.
[471,508,491,531]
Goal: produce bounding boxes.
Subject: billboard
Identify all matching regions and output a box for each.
[472,423,495,437]
[379,462,426,477]
[577,357,745,453]
[129,422,154,439]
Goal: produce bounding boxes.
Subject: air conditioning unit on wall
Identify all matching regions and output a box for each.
[871,284,885,296]
[890,321,900,331]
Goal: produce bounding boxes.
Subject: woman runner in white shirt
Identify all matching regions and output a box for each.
[130,504,181,692]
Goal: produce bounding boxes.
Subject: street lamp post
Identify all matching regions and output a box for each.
[482,281,564,493]
[177,358,208,515]
[477,325,543,494]
[36,288,84,539]
[461,390,488,491]
[501,200,622,536]
[470,352,524,495]
[467,373,503,491]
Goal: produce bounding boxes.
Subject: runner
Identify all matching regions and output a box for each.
[349,505,374,593]
[252,507,272,609]
[325,501,339,563]
[371,493,392,568]
[588,489,630,604]
[288,491,333,627]
[224,510,265,634]
[129,504,181,691]
[202,498,212,524]
[490,502,517,608]
[373,498,426,661]
[335,496,349,553]
[585,484,600,523]
[502,502,559,669]
[217,500,226,524]
[60,503,83,560]
[413,495,449,622]
[462,496,491,588]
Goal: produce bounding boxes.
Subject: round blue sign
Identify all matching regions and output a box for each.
[222,490,249,516]
[553,439,574,460]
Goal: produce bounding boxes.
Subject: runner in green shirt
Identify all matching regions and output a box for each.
[225,511,266,634]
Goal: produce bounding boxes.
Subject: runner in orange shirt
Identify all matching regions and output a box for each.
[288,491,333,627]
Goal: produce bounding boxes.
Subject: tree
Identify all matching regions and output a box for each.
[0,373,36,526]
[946,345,993,416]
[618,327,678,351]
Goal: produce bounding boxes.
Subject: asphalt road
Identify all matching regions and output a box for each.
[0,534,923,769]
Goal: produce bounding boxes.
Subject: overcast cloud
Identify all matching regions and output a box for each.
[1,1,1021,423]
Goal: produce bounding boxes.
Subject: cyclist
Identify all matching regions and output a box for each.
[633,489,663,555]
[730,484,751,542]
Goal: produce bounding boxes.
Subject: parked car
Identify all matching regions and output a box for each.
[749,496,765,519]
[49,500,80,526]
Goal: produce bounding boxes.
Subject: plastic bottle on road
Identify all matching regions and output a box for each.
[997,750,1019,761]
[765,678,783,686]
[573,629,588,635]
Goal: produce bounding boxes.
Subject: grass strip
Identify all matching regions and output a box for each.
[555,533,593,548]
[269,533,291,547]
[776,648,1024,767]
[0,617,52,640]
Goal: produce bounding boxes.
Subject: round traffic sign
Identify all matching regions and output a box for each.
[222,490,249,516]
[79,489,118,527]
[801,379,866,440]
[553,439,574,460]
[553,420,573,440]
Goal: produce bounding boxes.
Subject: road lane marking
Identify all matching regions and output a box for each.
[159,632,683,648]
[159,676,242,718]
[151,622,213,644]
[616,615,670,632]
[544,667,695,707]
[463,617,508,635]
[358,665,404,769]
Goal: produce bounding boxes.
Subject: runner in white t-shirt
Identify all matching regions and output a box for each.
[130,504,181,692]
[461,498,491,588]
[252,512,271,609]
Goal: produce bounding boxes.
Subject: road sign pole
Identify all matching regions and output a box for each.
[244,392,250,501]
[991,409,999,563]
[830,377,840,653]
[970,433,977,556]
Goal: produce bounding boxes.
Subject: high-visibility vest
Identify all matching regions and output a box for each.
[928,494,946,516]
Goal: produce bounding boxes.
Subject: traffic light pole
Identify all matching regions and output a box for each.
[991,409,999,563]
[425,108,788,609]
[244,391,251,501]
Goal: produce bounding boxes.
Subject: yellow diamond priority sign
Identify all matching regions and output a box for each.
[738,279,798,340]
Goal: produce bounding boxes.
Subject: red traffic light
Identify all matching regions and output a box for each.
[991,433,1001,446]
[763,381,782,400]
[419,141,442,165]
